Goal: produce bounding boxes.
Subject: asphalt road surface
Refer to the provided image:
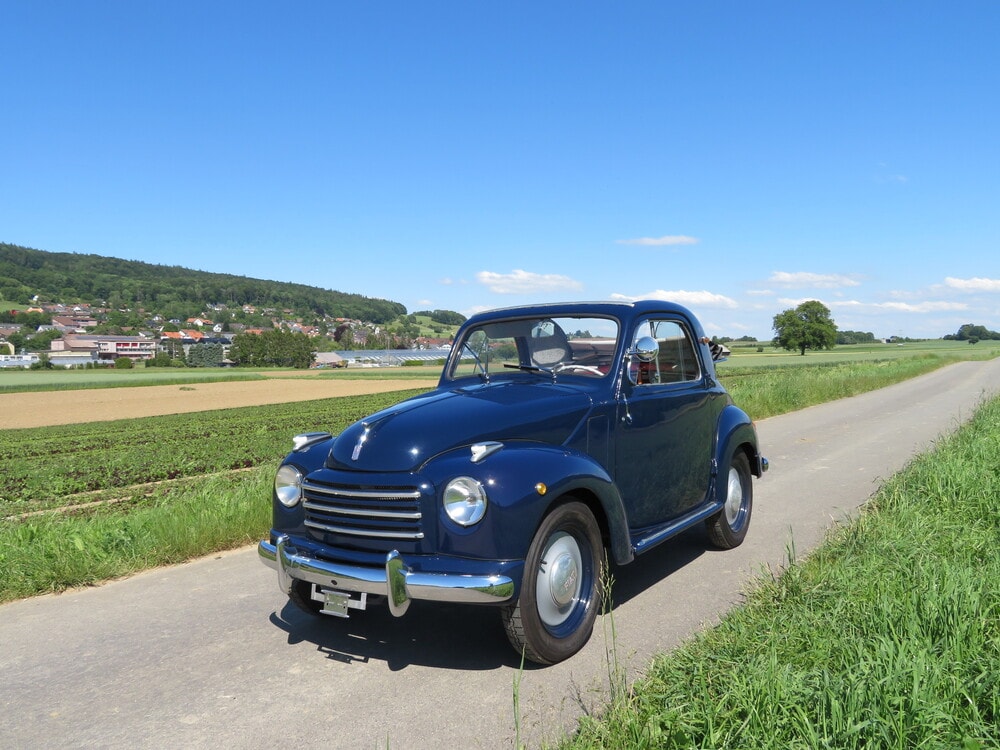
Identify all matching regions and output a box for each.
[3,358,999,749]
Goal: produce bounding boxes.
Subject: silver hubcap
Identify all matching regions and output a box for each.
[536,532,583,627]
[725,466,744,526]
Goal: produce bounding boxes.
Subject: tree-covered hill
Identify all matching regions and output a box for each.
[0,243,406,323]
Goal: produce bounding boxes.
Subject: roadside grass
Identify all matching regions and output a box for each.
[560,395,1000,749]
[0,468,273,601]
[718,354,963,419]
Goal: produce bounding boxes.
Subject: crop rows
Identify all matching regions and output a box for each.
[1,388,428,514]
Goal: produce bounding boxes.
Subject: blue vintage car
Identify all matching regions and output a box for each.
[259,300,767,664]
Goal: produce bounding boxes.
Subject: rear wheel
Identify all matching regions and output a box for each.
[706,450,753,549]
[501,501,604,665]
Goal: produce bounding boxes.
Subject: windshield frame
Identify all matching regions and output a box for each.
[443,313,622,384]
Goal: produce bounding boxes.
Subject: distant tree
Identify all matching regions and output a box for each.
[0,310,50,326]
[17,328,62,352]
[772,300,837,356]
[947,323,1000,341]
[186,342,225,367]
[230,329,315,368]
[114,357,134,369]
[836,330,877,345]
[414,309,467,326]
[29,353,53,370]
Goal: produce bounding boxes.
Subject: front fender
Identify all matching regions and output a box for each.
[422,443,632,564]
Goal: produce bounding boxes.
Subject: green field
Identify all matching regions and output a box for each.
[0,366,269,393]
[0,364,442,394]
[719,337,1000,367]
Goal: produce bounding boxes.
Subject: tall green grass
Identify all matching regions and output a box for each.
[562,395,1000,749]
[720,355,955,419]
[0,468,273,601]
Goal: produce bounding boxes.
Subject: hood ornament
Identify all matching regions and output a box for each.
[352,423,371,461]
[470,441,503,463]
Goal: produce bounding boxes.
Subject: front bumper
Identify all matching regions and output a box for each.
[258,535,516,617]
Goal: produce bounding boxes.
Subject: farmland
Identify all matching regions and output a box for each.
[3,341,998,604]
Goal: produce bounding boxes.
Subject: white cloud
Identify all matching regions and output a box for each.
[776,296,822,308]
[945,277,1000,292]
[611,289,738,308]
[832,299,968,314]
[476,269,584,294]
[615,235,699,247]
[770,271,862,289]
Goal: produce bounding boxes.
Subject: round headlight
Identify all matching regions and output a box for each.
[275,465,304,508]
[443,476,488,526]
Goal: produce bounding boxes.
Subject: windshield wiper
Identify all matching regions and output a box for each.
[503,362,556,382]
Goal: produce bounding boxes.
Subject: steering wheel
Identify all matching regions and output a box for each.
[555,363,604,376]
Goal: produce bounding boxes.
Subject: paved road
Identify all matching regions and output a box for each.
[3,359,999,749]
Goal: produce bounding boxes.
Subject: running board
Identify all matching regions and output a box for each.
[631,500,724,556]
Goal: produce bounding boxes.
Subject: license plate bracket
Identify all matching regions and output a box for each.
[312,585,368,618]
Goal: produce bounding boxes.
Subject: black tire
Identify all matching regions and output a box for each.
[287,580,323,616]
[501,501,604,665]
[706,450,753,549]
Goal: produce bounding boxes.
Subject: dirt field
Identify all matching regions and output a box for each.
[1,379,430,430]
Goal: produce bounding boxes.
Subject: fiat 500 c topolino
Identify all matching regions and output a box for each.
[259,300,768,665]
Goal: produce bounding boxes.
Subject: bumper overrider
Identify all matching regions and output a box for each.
[258,534,516,617]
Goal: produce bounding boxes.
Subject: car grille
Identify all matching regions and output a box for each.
[302,480,424,541]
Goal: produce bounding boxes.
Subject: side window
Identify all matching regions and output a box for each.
[631,319,701,385]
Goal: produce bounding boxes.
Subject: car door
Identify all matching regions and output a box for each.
[614,317,716,529]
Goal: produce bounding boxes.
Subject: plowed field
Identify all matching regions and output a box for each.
[1,378,429,429]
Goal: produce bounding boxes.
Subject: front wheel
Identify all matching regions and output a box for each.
[287,579,324,616]
[501,501,604,665]
[706,450,753,549]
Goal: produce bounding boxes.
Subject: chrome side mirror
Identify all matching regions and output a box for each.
[629,336,658,363]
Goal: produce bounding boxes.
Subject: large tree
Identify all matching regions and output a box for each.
[772,300,837,355]
[229,329,315,368]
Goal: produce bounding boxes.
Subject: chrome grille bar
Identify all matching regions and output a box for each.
[302,479,425,542]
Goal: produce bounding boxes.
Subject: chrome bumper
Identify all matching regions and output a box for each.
[258,535,515,617]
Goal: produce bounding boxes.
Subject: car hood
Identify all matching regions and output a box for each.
[326,381,593,472]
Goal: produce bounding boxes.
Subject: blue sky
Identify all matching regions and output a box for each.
[3,2,998,340]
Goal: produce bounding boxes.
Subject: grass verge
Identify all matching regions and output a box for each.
[0,468,273,601]
[719,353,962,419]
[560,395,1000,749]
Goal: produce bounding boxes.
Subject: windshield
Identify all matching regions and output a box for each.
[446,315,620,382]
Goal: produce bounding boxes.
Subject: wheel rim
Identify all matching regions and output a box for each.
[535,531,584,629]
[724,466,745,527]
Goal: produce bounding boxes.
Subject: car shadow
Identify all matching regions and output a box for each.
[269,598,524,672]
[605,526,708,609]
[266,526,711,671]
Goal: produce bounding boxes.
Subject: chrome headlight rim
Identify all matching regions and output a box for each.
[275,464,304,508]
[443,476,488,527]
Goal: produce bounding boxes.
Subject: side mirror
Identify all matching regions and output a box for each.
[629,336,658,363]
